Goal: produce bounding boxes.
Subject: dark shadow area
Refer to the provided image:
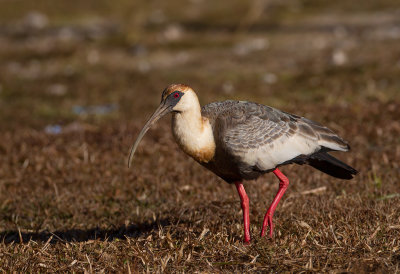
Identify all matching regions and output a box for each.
[0,218,179,244]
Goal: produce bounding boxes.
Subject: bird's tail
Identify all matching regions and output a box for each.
[307,152,358,180]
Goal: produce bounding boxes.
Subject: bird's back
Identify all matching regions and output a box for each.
[201,100,352,182]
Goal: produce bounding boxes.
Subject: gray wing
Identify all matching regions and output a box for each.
[202,101,349,171]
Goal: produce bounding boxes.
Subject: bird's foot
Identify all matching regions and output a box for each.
[260,212,274,238]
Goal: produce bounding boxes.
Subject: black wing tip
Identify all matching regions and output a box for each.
[326,165,358,180]
[339,169,358,180]
[308,152,358,180]
[349,166,358,175]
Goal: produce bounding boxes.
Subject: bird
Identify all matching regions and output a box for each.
[128,84,357,244]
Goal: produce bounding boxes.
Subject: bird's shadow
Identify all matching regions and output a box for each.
[0,218,178,245]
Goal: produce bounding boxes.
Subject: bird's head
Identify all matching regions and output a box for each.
[128,84,196,167]
[160,83,198,113]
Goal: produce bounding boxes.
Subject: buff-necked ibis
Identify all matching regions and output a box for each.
[128,84,357,244]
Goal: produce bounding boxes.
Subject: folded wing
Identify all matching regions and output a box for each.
[206,101,350,173]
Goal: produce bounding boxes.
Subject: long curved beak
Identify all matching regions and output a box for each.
[128,101,172,168]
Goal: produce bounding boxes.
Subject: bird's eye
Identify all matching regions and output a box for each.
[173,92,180,98]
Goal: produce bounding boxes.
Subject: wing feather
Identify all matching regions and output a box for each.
[202,100,349,172]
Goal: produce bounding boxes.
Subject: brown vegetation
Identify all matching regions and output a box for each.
[0,0,399,272]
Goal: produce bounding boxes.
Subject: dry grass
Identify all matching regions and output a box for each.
[0,0,400,272]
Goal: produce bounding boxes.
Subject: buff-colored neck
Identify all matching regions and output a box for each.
[171,102,215,163]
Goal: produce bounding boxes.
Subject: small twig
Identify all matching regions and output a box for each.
[368,226,381,242]
[86,254,93,273]
[301,186,327,195]
[250,254,259,264]
[330,225,340,246]
[199,227,209,240]
[17,227,23,244]
[41,235,54,252]
[50,232,67,243]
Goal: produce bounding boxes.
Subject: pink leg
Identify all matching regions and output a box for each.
[235,182,251,244]
[260,168,289,238]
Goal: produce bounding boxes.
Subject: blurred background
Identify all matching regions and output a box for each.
[1,0,399,129]
[1,0,400,271]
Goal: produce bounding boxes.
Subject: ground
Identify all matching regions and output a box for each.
[0,0,399,272]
